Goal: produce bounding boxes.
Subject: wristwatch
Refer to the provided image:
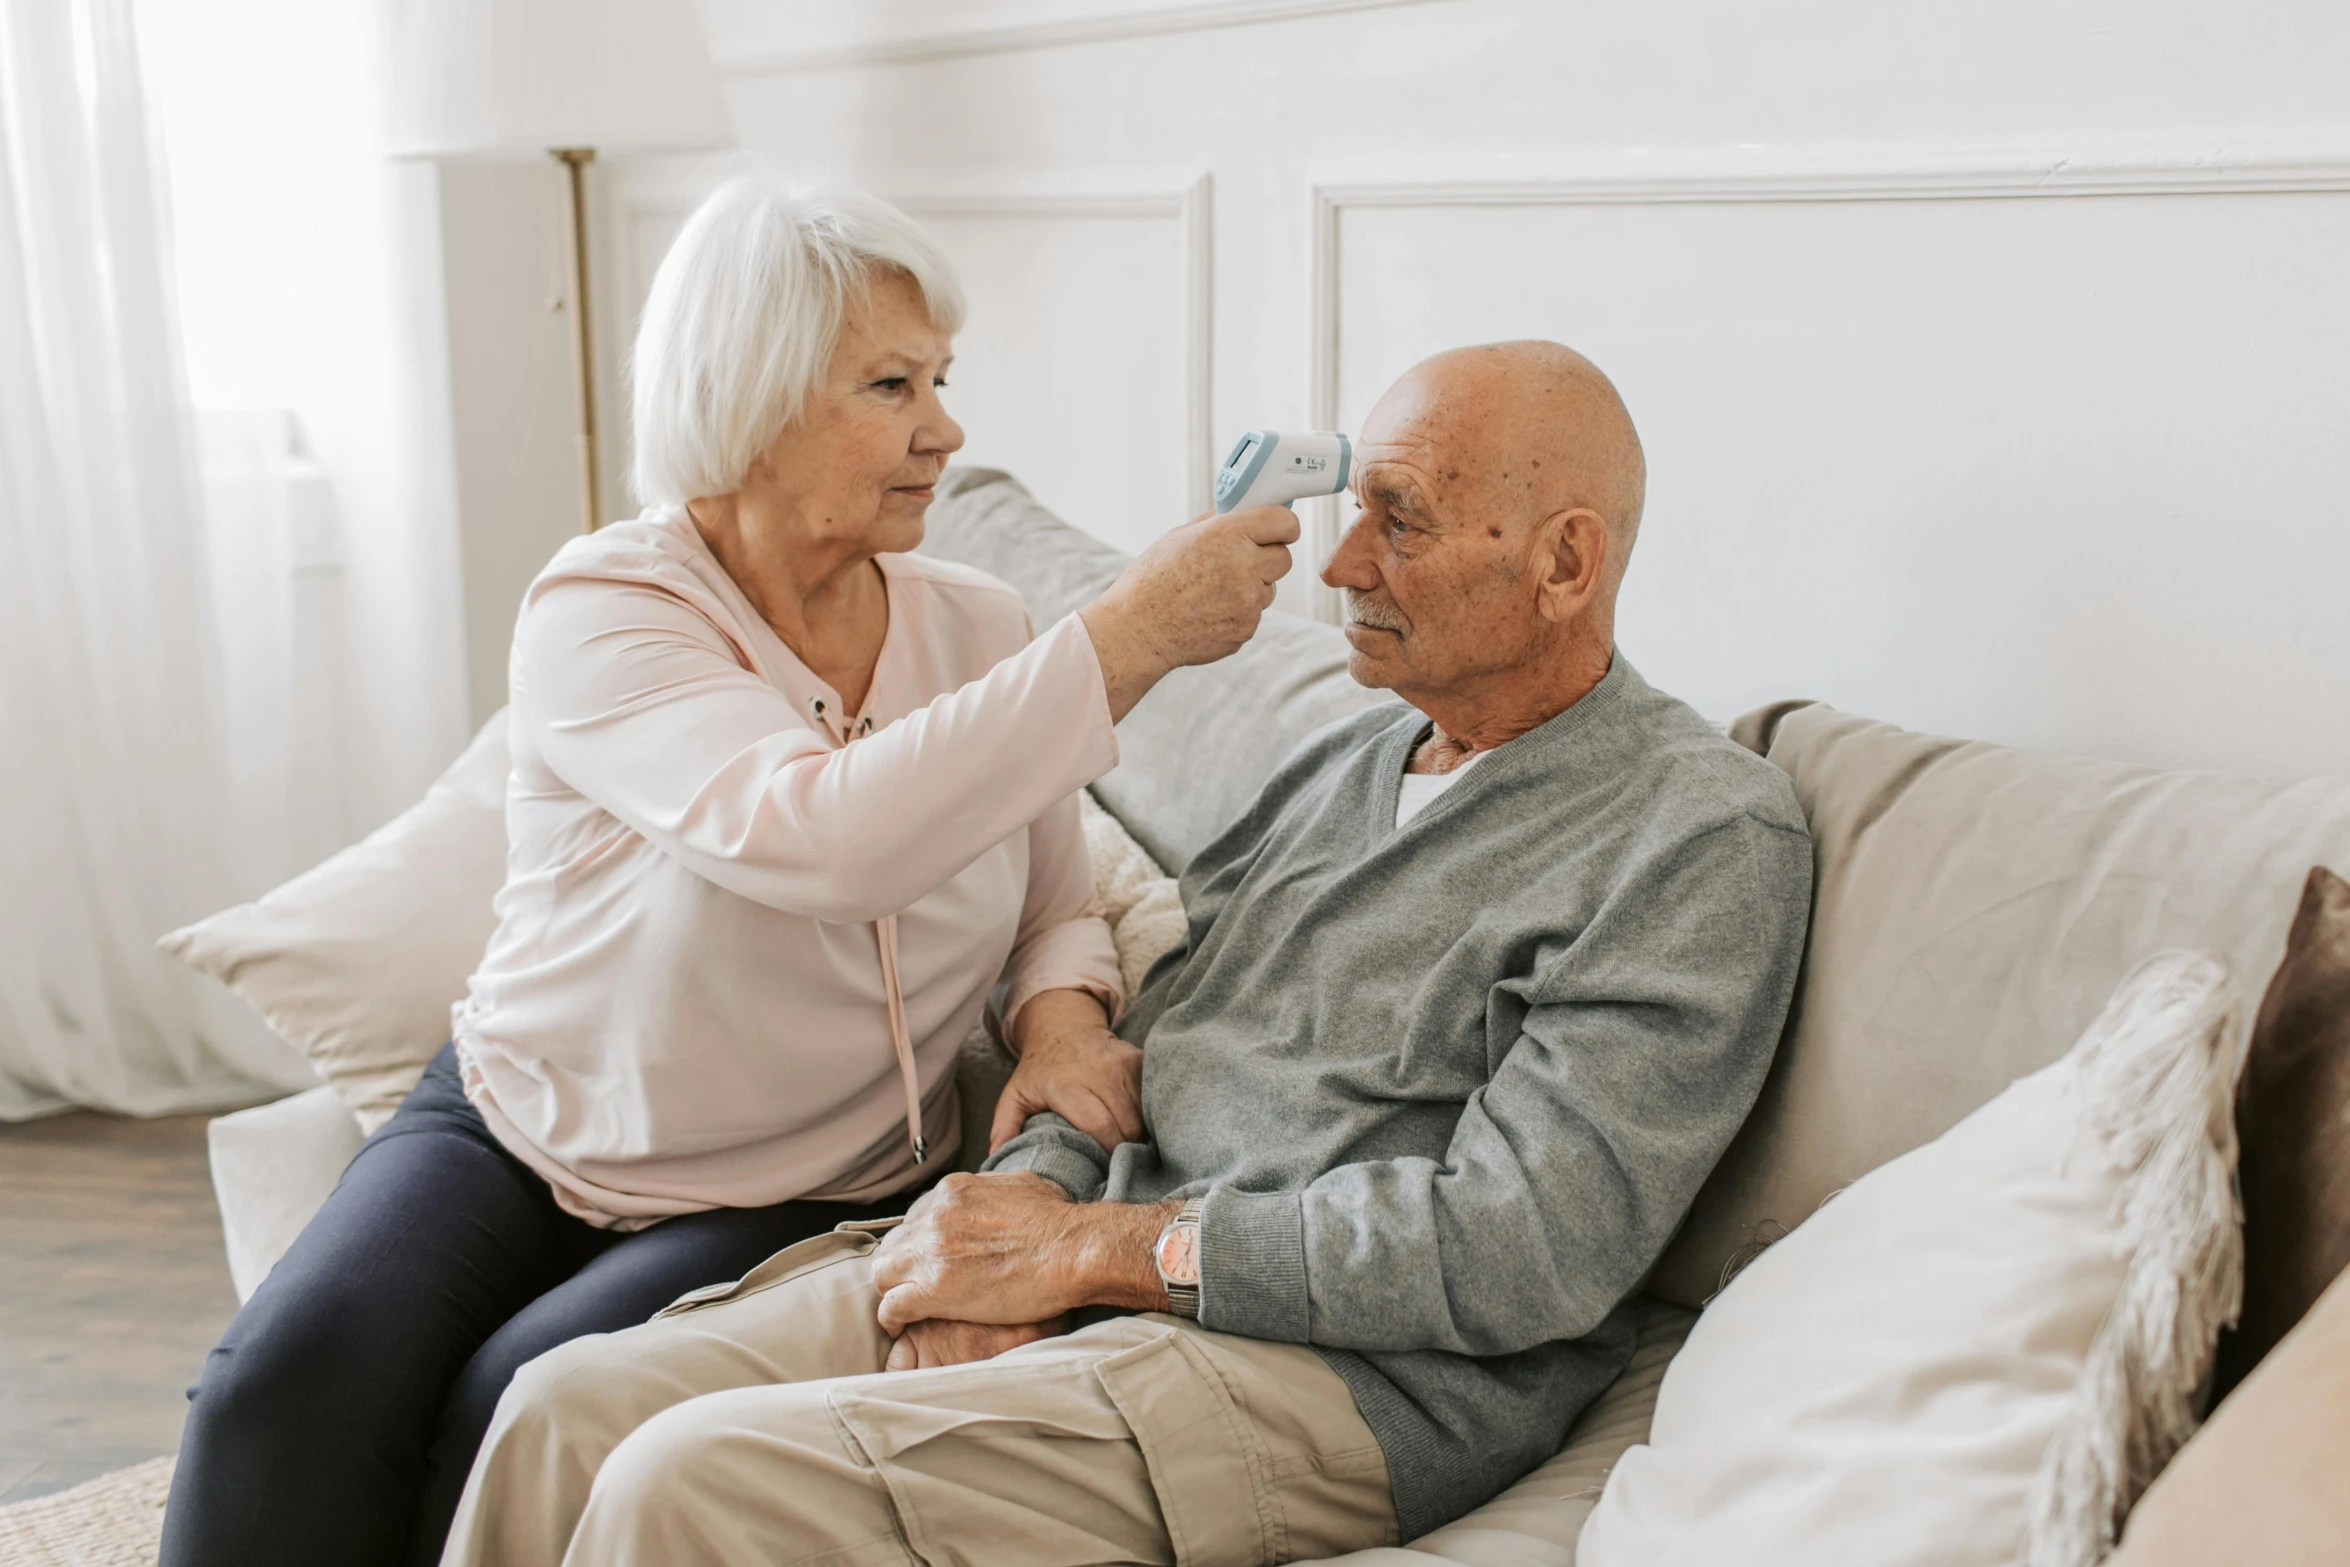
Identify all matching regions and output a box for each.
[1153,1197,1205,1318]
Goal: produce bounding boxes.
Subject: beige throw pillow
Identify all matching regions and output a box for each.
[159,713,510,1132]
[1653,700,2350,1309]
[2111,1257,2350,1566]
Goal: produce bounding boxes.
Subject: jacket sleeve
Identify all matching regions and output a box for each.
[513,572,1118,925]
[978,1111,1112,1203]
[1195,815,1814,1356]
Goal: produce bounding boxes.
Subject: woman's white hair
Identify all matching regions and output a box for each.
[630,179,966,508]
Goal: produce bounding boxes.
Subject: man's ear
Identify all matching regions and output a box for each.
[1532,507,1607,624]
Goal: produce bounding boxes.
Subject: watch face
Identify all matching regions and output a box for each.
[1156,1221,1202,1287]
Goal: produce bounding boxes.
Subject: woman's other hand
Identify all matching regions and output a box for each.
[884,1316,1068,1371]
[1079,505,1298,720]
[992,989,1143,1153]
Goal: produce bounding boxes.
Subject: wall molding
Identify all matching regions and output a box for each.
[608,174,1216,516]
[720,0,1451,77]
[1303,143,2350,619]
[895,177,1216,515]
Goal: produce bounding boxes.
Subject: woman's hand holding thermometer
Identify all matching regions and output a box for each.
[1075,431,1347,719]
[1078,504,1299,722]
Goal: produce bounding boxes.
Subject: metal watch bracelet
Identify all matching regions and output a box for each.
[1154,1197,1205,1319]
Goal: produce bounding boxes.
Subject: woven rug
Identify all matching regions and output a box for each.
[0,1458,171,1567]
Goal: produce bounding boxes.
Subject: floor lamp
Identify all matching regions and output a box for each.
[384,0,733,533]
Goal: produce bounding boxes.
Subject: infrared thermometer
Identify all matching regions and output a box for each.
[1214,430,1353,513]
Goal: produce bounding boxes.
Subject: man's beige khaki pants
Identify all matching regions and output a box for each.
[440,1224,1398,1567]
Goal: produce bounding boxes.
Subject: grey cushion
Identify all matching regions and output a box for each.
[923,467,1386,872]
[924,467,1130,625]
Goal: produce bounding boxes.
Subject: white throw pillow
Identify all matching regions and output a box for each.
[160,713,511,1131]
[1079,790,1187,997]
[1579,951,2248,1567]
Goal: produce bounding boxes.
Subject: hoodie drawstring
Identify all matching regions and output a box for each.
[818,695,924,1166]
[873,913,927,1165]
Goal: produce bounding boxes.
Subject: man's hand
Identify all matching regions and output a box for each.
[884,1316,1068,1371]
[994,989,1143,1154]
[870,1171,1175,1335]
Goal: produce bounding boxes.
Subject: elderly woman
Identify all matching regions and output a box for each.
[160,181,1295,1567]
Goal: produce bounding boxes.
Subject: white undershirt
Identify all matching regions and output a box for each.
[1396,750,1482,828]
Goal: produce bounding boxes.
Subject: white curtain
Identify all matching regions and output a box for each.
[195,408,359,883]
[136,0,473,851]
[0,0,316,1115]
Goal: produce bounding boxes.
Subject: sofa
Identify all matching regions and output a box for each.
[198,467,2350,1564]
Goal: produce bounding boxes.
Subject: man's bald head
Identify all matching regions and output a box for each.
[1367,341,1645,588]
[1323,340,1645,743]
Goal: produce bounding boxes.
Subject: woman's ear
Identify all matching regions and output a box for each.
[1532,507,1607,625]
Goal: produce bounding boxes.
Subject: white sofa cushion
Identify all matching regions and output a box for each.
[1580,952,2248,1567]
[207,1084,365,1301]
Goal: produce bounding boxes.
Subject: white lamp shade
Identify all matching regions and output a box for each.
[384,0,733,160]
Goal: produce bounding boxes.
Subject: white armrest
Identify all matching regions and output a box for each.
[207,1085,364,1302]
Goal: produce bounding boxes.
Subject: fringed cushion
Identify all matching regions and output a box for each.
[1078,791,1187,1000]
[1579,951,2247,1567]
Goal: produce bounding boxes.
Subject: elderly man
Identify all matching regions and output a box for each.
[443,341,1812,1567]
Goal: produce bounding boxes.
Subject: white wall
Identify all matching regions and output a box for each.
[578,0,2350,780]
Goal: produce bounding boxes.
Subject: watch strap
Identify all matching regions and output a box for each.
[1157,1197,1205,1319]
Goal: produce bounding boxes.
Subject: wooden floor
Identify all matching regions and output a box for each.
[0,1111,237,1504]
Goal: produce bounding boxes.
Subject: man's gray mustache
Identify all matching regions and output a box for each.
[1343,592,1406,633]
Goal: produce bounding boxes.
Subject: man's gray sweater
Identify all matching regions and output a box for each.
[984,656,1813,1537]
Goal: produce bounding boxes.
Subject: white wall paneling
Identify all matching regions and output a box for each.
[601,174,1212,556]
[482,0,2350,783]
[899,182,1215,543]
[1309,148,2350,779]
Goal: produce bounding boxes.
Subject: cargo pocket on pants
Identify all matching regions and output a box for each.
[827,1368,1167,1567]
[1094,1328,1282,1567]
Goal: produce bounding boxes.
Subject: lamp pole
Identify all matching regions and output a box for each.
[553,147,601,533]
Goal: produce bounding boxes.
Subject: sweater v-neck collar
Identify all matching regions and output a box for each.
[1366,653,1635,846]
